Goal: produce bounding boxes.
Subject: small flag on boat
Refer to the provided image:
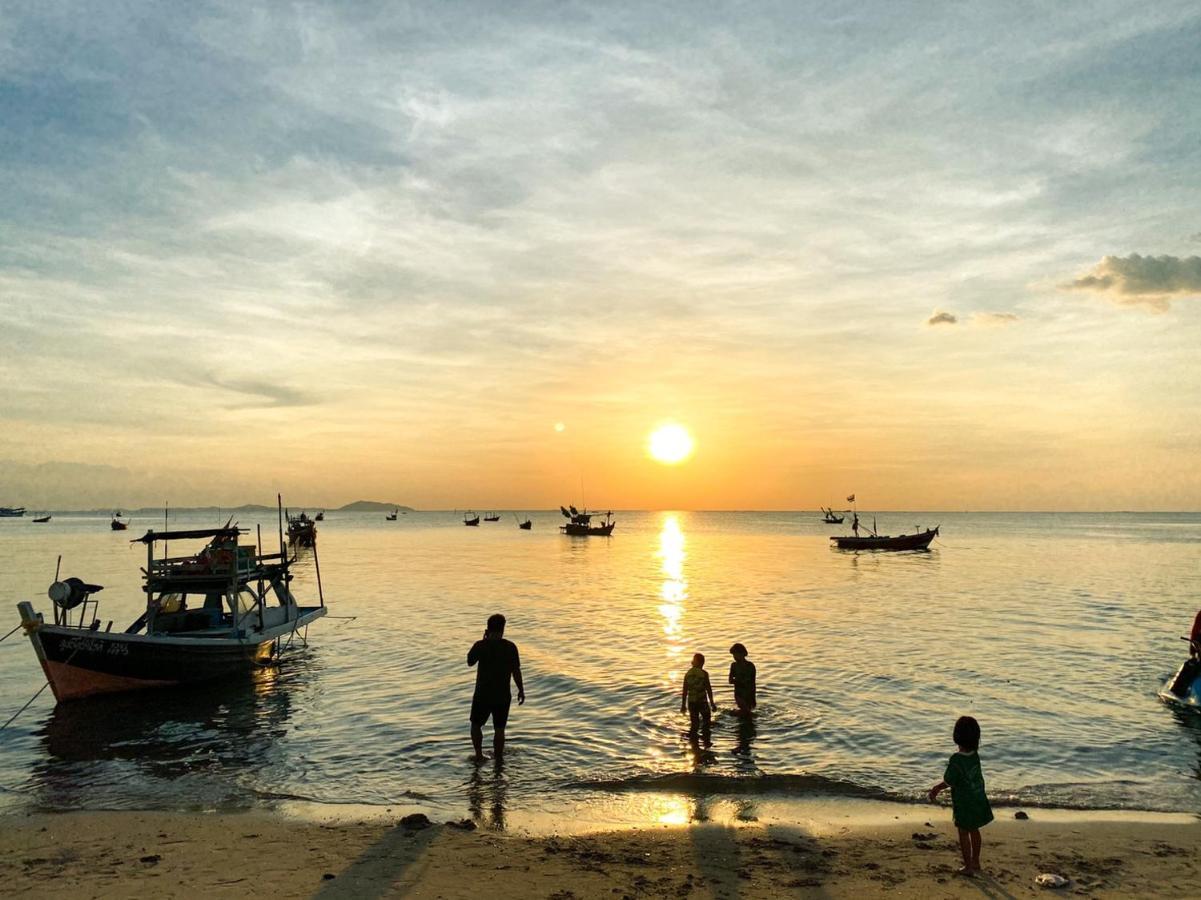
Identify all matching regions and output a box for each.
[846,494,855,502]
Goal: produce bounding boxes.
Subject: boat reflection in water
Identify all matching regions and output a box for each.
[30,658,305,811]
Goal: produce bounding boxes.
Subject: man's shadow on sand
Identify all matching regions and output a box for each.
[311,821,439,900]
[313,759,509,899]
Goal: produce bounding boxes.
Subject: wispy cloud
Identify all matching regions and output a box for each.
[974,312,1020,325]
[1062,254,1201,312]
[199,374,318,409]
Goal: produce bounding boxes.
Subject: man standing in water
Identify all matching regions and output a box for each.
[468,613,525,762]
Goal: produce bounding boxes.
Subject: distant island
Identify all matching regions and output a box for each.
[35,501,416,515]
[335,500,415,512]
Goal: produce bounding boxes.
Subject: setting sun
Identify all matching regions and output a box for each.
[648,424,695,465]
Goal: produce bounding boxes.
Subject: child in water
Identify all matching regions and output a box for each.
[680,653,717,738]
[728,643,757,716]
[928,715,994,876]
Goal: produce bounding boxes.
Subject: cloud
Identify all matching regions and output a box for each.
[927,310,958,326]
[974,312,1020,325]
[1062,254,1201,311]
[201,375,318,409]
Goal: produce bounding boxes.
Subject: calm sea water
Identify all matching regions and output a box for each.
[1,510,1199,824]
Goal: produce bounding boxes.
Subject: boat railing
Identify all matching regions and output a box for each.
[147,547,264,581]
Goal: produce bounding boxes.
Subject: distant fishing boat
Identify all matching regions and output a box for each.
[33,514,52,523]
[110,513,129,531]
[830,526,939,551]
[559,505,615,537]
[287,511,317,548]
[820,506,844,524]
[0,506,27,518]
[483,512,500,522]
[385,509,398,521]
[15,504,327,702]
[463,511,480,526]
[518,518,532,530]
[314,511,324,521]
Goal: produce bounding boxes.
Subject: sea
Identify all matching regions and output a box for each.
[1,510,1199,828]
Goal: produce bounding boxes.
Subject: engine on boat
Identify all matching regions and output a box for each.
[48,577,103,610]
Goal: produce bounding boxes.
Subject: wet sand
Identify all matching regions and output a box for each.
[1,808,1198,898]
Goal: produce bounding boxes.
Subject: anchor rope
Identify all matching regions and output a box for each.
[0,623,22,645]
[0,646,83,731]
[0,682,50,730]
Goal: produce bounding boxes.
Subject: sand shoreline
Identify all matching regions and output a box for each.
[3,806,1198,898]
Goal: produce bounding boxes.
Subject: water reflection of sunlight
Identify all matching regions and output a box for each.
[654,795,691,826]
[657,516,688,662]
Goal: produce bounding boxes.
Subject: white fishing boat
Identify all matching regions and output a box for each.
[15,500,327,702]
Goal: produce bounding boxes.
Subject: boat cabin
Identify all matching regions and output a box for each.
[131,527,304,638]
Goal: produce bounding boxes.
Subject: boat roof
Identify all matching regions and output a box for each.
[132,527,246,544]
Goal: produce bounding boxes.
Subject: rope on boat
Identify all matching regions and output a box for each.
[0,645,84,730]
[0,623,22,645]
[933,538,971,550]
[0,682,50,731]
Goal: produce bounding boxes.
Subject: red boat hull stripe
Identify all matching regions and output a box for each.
[42,659,176,702]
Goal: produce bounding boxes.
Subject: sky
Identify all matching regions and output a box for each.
[1,1,1200,511]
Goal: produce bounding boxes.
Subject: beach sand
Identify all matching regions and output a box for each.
[2,809,1197,898]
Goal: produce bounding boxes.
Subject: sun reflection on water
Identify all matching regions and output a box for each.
[657,516,688,682]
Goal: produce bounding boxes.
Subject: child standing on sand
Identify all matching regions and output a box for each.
[928,716,994,876]
[728,643,757,715]
[680,653,717,738]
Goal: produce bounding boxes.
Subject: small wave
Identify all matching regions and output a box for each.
[250,787,434,804]
[569,773,1196,813]
[570,772,893,800]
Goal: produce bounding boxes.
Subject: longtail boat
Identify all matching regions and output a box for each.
[830,526,939,551]
[559,505,615,537]
[110,513,129,531]
[15,502,326,702]
[0,506,27,518]
[463,511,480,526]
[287,511,317,547]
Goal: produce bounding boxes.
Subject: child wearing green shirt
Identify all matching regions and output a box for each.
[928,716,994,876]
[680,653,717,739]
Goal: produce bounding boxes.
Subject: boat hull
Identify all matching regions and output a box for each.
[1160,658,1201,708]
[31,627,271,702]
[830,527,939,551]
[561,523,615,536]
[19,606,326,703]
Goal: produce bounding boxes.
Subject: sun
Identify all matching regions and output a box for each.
[648,423,695,465]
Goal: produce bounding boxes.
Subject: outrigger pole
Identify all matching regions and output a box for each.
[312,528,325,608]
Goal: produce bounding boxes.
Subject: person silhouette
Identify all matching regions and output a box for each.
[467,613,525,762]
